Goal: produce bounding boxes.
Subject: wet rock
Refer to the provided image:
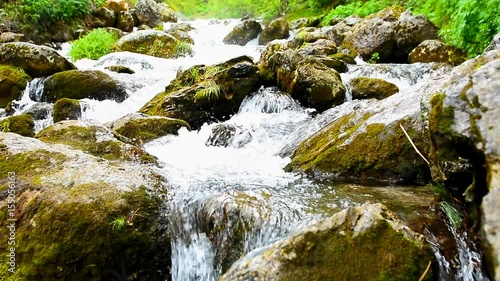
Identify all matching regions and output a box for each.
[330,53,356,64]
[108,112,190,145]
[0,132,169,280]
[53,98,81,123]
[220,203,435,281]
[116,11,135,32]
[92,6,116,28]
[298,38,337,56]
[135,0,177,27]
[115,30,184,58]
[35,120,156,162]
[326,17,360,46]
[0,114,35,137]
[0,42,76,78]
[350,77,399,100]
[206,123,253,148]
[167,23,195,44]
[104,27,125,38]
[317,57,347,73]
[259,47,345,111]
[223,20,262,46]
[105,65,135,74]
[290,17,320,29]
[48,21,75,42]
[0,65,30,108]
[286,66,449,184]
[40,70,128,103]
[140,56,260,129]
[24,102,52,120]
[409,40,466,66]
[426,50,500,278]
[287,27,330,49]
[259,18,290,45]
[105,0,129,13]
[0,32,25,43]
[394,11,438,57]
[484,33,500,53]
[227,61,254,78]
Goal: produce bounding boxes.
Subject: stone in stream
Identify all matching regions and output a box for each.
[259,18,290,45]
[39,70,128,103]
[107,112,190,145]
[0,64,30,108]
[0,114,35,137]
[206,123,253,148]
[409,40,466,66]
[35,120,156,163]
[219,203,435,281]
[24,102,52,120]
[259,45,346,112]
[0,42,76,78]
[425,49,500,279]
[0,132,170,280]
[350,77,399,100]
[223,20,262,46]
[53,98,81,123]
[140,56,261,129]
[115,30,191,59]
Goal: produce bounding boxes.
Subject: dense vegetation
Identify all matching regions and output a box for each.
[68,28,119,61]
[167,0,500,56]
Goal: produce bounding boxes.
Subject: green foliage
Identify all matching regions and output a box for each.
[68,28,118,61]
[195,80,222,101]
[321,0,395,23]
[110,215,127,230]
[428,182,463,229]
[368,52,380,64]
[175,40,193,57]
[2,0,105,28]
[439,201,463,228]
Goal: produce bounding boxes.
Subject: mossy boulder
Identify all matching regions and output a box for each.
[166,23,195,45]
[115,30,186,59]
[350,77,399,100]
[105,0,129,13]
[219,203,435,281]
[0,65,30,107]
[40,70,128,103]
[92,6,117,28]
[287,27,330,49]
[116,11,135,32]
[0,132,170,280]
[0,42,76,78]
[394,11,438,57]
[0,114,35,137]
[259,47,345,111]
[298,39,338,56]
[140,56,261,129]
[135,0,177,27]
[259,18,290,45]
[53,98,81,123]
[286,66,449,184]
[108,113,190,145]
[24,102,52,120]
[409,40,467,66]
[35,120,155,163]
[223,20,262,46]
[426,50,500,279]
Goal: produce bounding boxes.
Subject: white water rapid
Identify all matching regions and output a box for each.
[4,19,490,281]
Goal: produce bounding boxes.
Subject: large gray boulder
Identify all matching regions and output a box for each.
[484,32,500,53]
[223,20,262,46]
[114,30,186,58]
[409,40,466,65]
[219,203,435,281]
[0,42,76,77]
[135,0,177,27]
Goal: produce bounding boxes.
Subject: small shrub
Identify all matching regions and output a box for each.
[368,52,380,64]
[194,80,222,101]
[175,40,193,57]
[68,28,118,61]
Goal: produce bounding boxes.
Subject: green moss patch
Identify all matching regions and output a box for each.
[0,114,35,137]
[0,65,30,108]
[114,117,190,145]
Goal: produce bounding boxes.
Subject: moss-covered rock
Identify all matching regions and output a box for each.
[36,120,156,163]
[409,40,467,66]
[259,18,290,45]
[53,98,81,123]
[108,113,190,145]
[394,11,438,57]
[105,0,129,13]
[0,114,35,137]
[219,203,435,281]
[135,0,177,27]
[116,11,135,32]
[223,20,262,46]
[140,56,261,129]
[426,50,500,279]
[298,39,338,57]
[166,23,195,45]
[0,65,30,108]
[40,70,127,103]
[115,30,186,58]
[350,77,399,100]
[0,132,170,281]
[0,42,76,78]
[105,65,135,74]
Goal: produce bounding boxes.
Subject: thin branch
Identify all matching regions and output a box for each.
[418,261,432,281]
[400,124,430,165]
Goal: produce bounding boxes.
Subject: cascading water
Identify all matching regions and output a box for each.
[3,19,490,281]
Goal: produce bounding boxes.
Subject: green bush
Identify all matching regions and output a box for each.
[68,28,118,61]
[2,0,105,27]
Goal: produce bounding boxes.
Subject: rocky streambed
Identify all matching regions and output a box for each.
[0,4,499,281]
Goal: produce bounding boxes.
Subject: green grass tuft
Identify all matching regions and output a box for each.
[194,80,222,101]
[68,28,118,61]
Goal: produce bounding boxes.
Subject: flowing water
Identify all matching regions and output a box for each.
[4,19,490,281]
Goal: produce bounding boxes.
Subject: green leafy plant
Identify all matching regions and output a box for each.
[110,215,127,230]
[194,80,223,101]
[0,119,11,132]
[175,40,193,57]
[68,28,118,61]
[368,52,380,64]
[428,182,463,228]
